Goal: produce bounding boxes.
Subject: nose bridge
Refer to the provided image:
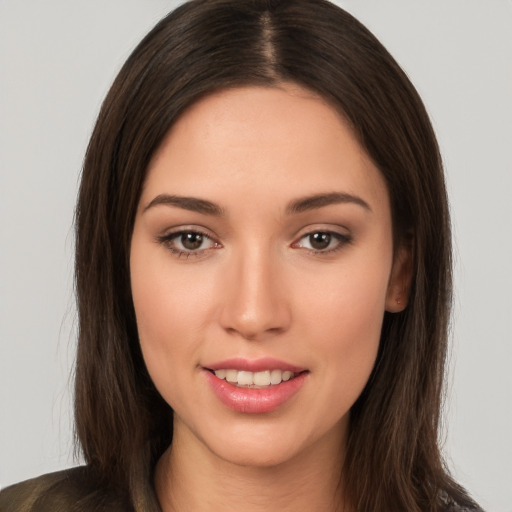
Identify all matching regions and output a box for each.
[220,240,290,340]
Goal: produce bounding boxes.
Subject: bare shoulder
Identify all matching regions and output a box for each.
[0,467,133,512]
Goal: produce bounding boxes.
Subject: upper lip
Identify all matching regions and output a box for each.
[204,357,306,373]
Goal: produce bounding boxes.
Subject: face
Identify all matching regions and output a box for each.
[130,85,408,469]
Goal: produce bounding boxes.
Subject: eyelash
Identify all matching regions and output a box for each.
[157,229,352,258]
[157,229,221,258]
[292,231,353,254]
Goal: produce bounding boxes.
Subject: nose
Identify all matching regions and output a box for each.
[219,246,291,341]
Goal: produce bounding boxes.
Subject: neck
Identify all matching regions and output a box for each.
[154,419,350,512]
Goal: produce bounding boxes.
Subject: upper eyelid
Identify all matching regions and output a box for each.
[157,227,214,243]
[299,230,350,239]
[292,228,353,251]
[159,225,217,239]
[157,230,220,258]
[292,224,351,239]
[156,225,352,244]
[294,230,352,245]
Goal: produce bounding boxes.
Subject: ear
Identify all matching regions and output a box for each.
[385,239,413,313]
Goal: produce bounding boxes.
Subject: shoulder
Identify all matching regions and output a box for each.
[443,503,486,512]
[439,489,486,512]
[0,466,134,512]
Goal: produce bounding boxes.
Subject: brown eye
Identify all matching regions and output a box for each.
[181,232,204,250]
[293,230,352,254]
[309,232,331,250]
[157,229,222,258]
[158,229,219,256]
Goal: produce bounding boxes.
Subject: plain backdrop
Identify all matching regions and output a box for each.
[1,1,511,511]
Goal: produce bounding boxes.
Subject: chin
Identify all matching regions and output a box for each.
[211,439,304,469]
[193,415,346,470]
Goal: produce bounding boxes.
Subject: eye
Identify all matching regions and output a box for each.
[178,232,208,251]
[293,231,351,253]
[157,229,221,257]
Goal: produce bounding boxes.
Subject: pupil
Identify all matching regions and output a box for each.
[181,233,203,250]
[310,233,331,250]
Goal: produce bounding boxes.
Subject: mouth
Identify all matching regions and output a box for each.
[207,368,301,388]
[203,358,309,413]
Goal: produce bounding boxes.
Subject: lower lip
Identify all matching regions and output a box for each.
[203,370,308,414]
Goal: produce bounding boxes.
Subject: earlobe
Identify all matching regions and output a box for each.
[385,240,413,313]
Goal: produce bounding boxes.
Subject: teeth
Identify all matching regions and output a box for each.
[270,369,282,385]
[237,371,253,386]
[215,369,226,379]
[253,370,271,386]
[213,369,297,387]
[225,369,238,383]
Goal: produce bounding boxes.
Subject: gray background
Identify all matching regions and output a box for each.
[1,1,511,510]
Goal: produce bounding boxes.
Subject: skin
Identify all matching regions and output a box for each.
[130,84,410,512]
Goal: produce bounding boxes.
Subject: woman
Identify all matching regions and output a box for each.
[0,0,485,511]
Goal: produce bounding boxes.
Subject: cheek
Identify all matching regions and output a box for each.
[298,255,390,341]
[129,242,214,402]
[308,282,384,375]
[294,254,390,405]
[132,269,205,347]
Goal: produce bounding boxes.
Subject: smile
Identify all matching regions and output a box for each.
[211,369,296,388]
[203,360,308,414]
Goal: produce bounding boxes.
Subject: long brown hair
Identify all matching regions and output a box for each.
[75,1,477,510]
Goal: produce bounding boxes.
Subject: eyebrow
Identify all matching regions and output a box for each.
[286,192,371,214]
[143,194,224,216]
[143,191,371,217]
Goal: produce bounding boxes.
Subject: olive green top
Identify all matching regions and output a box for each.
[0,467,135,512]
[0,466,485,512]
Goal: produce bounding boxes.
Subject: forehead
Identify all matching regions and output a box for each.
[142,84,388,214]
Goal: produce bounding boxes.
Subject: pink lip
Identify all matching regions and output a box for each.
[203,368,308,414]
[205,357,305,373]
